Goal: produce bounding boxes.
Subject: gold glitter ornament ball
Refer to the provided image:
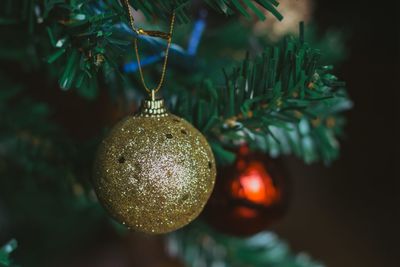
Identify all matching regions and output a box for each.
[93,98,216,234]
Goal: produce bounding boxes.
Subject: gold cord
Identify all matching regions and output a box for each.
[123,0,176,99]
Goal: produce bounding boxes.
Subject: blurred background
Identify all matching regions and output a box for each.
[292,1,398,266]
[273,1,398,267]
[0,0,398,267]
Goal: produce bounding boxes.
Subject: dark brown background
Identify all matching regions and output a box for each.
[272,1,399,266]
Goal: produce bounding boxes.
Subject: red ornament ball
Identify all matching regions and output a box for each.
[203,146,290,236]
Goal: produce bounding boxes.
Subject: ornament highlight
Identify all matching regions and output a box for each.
[93,98,216,234]
[204,146,289,236]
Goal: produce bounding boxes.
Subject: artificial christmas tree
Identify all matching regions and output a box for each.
[0,1,352,266]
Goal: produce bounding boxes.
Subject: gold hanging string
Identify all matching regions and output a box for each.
[123,0,176,99]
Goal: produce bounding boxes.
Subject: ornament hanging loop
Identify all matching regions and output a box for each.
[123,0,176,97]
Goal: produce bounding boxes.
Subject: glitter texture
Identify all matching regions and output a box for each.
[93,99,216,234]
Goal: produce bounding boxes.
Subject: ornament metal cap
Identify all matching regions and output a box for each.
[138,96,169,117]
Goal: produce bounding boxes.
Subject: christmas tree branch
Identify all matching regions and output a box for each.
[128,0,282,23]
[173,36,352,164]
[1,1,282,99]
[168,222,324,267]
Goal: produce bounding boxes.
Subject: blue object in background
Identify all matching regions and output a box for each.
[123,53,165,73]
[187,10,207,56]
[123,10,207,73]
